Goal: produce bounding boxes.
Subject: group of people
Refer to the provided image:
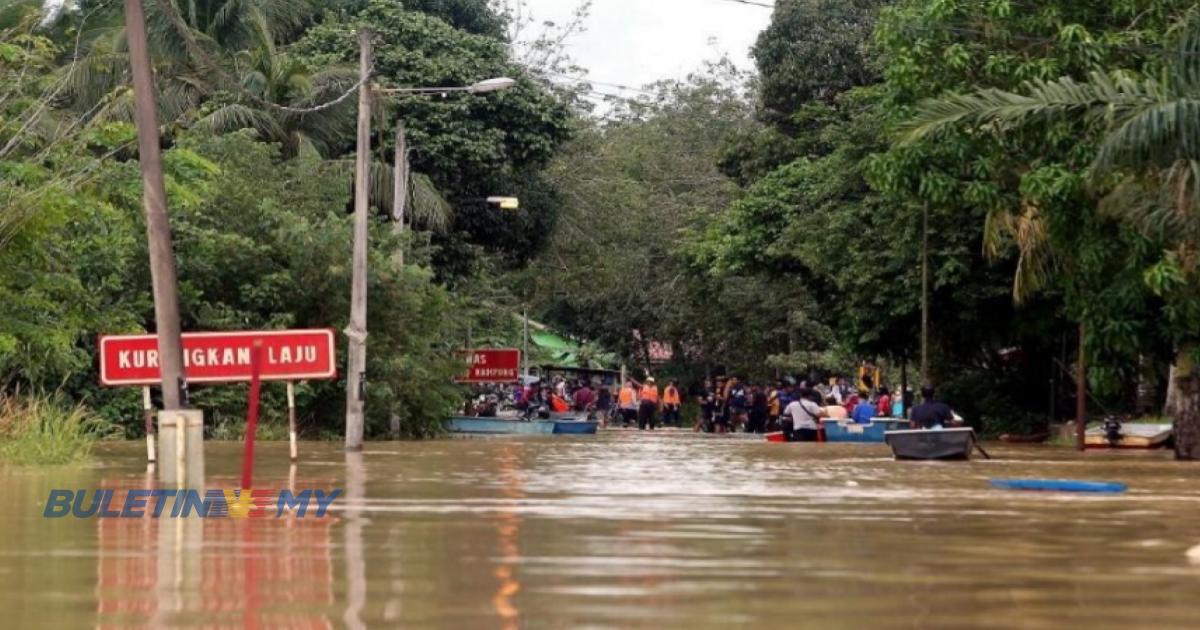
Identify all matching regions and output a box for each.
[510,375,682,429]
[692,376,929,441]
[496,371,958,437]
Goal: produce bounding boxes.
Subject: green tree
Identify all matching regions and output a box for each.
[526,64,815,378]
[751,0,884,128]
[900,11,1200,458]
[865,0,1188,412]
[294,0,574,267]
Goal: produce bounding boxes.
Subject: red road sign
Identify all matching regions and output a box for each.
[455,348,521,383]
[99,330,337,386]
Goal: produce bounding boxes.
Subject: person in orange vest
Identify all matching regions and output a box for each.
[638,377,660,430]
[661,380,682,426]
[618,379,639,428]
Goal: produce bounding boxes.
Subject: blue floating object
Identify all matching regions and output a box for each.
[989,478,1128,493]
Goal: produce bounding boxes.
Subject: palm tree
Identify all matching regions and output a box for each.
[56,0,358,156]
[900,13,1200,459]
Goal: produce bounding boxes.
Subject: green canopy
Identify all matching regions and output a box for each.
[528,331,612,369]
[530,331,575,351]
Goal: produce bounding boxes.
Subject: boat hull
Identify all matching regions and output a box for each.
[553,420,599,434]
[1084,423,1172,449]
[821,418,910,443]
[448,417,556,435]
[885,427,976,461]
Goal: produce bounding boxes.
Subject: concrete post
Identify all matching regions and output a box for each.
[157,409,204,486]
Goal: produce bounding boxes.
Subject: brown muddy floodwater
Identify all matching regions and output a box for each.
[2,429,1199,628]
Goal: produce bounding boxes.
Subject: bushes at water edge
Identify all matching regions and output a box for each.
[0,393,119,464]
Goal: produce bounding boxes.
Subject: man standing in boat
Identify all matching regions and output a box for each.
[910,386,955,429]
[783,388,827,441]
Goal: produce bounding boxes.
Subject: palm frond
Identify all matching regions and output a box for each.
[409,172,452,232]
[327,160,454,232]
[900,72,1160,145]
[1092,98,1200,175]
[1099,160,1200,244]
[981,204,1055,303]
[193,102,285,139]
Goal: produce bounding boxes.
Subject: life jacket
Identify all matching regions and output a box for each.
[618,386,637,408]
[550,394,570,413]
[663,386,681,406]
[640,384,659,404]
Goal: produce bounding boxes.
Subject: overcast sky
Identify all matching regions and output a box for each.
[516,0,772,97]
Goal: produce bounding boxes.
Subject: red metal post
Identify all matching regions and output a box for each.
[241,341,264,490]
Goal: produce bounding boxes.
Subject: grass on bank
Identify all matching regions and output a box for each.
[210,416,291,441]
[0,393,118,465]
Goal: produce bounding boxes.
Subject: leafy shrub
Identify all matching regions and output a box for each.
[0,393,119,464]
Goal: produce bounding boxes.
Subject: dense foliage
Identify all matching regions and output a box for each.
[6,0,1200,451]
[0,0,562,438]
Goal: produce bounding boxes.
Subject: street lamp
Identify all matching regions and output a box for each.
[469,77,517,93]
[376,76,518,96]
[486,196,520,210]
[345,72,518,447]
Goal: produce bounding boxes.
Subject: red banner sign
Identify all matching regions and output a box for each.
[99,330,337,386]
[455,348,521,383]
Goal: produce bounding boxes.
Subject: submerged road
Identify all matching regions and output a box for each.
[3,430,1199,628]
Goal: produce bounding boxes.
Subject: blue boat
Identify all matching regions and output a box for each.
[448,416,556,435]
[989,479,1127,493]
[552,419,599,434]
[821,417,910,443]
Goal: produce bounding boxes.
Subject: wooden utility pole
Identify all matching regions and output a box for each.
[124,0,186,410]
[344,29,372,451]
[393,123,408,267]
[1076,324,1086,451]
[522,309,529,379]
[920,204,930,386]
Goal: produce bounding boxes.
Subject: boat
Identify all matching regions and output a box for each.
[988,478,1127,493]
[1084,422,1172,449]
[884,427,977,461]
[448,416,557,435]
[821,417,910,443]
[552,419,599,434]
[449,411,599,436]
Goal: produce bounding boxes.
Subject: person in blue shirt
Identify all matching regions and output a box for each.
[851,397,876,424]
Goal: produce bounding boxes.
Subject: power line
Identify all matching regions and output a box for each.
[710,0,775,8]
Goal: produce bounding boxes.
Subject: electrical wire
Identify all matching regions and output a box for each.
[709,0,775,8]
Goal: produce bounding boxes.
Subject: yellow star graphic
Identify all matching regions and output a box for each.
[225,489,256,518]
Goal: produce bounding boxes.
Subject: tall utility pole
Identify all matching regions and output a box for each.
[344,29,372,451]
[124,0,185,409]
[522,309,529,379]
[393,124,408,267]
[920,204,930,386]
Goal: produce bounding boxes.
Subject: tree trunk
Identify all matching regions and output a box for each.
[1172,345,1200,460]
[1135,355,1157,416]
[1165,363,1182,418]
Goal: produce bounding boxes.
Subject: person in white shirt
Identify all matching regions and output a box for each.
[828,378,845,405]
[783,389,828,442]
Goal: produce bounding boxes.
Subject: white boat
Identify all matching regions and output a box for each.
[1085,423,1172,449]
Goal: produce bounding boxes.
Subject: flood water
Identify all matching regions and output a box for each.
[2,429,1199,628]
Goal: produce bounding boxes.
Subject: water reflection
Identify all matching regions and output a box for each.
[491,444,523,629]
[93,467,337,627]
[5,436,1200,627]
[342,451,366,630]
